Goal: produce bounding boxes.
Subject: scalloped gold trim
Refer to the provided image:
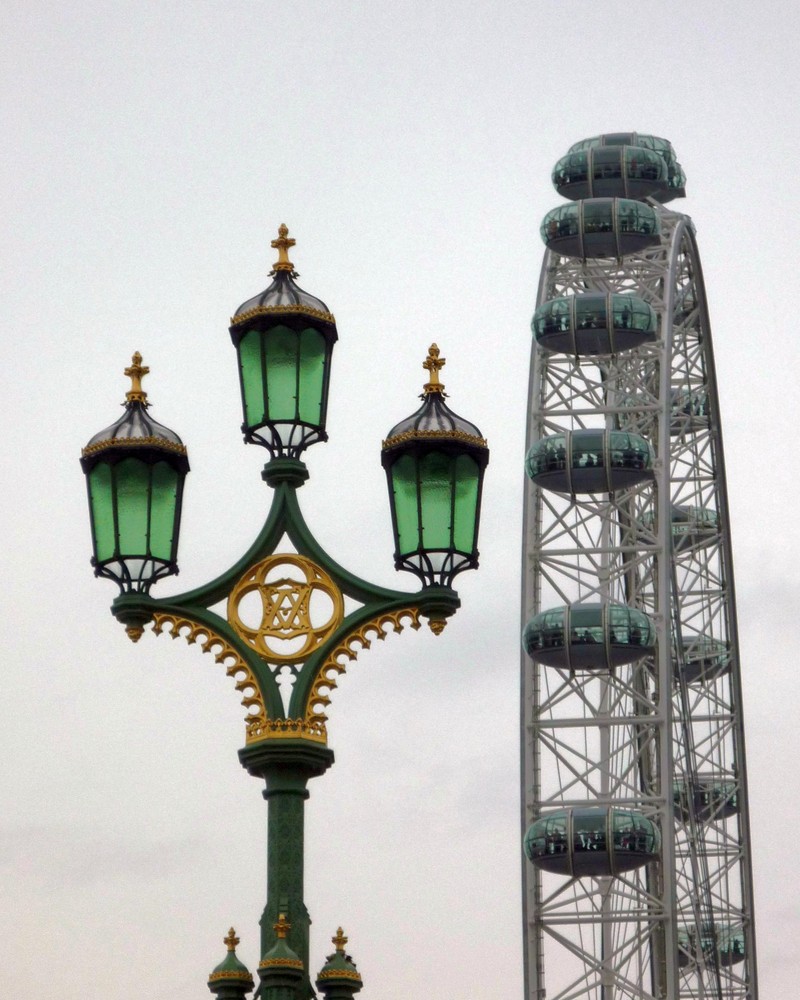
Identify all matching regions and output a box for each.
[151,613,267,738]
[306,608,420,727]
[230,304,336,326]
[259,958,304,970]
[208,970,254,983]
[318,969,363,982]
[246,717,327,745]
[81,435,188,458]
[381,428,488,450]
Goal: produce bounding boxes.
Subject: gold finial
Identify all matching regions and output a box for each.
[124,351,149,405]
[274,913,291,939]
[332,928,348,953]
[427,618,447,636]
[125,624,144,643]
[224,928,240,952]
[271,223,296,272]
[422,343,446,395]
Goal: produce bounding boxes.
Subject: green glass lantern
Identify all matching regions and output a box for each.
[229,225,338,459]
[80,353,189,595]
[381,344,489,588]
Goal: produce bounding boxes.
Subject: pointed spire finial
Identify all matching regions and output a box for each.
[224,927,240,952]
[271,223,296,272]
[422,343,446,395]
[274,913,291,939]
[332,927,348,953]
[124,351,149,405]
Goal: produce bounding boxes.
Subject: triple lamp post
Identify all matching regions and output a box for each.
[79,226,489,997]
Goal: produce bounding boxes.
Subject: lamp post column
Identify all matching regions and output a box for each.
[239,740,334,997]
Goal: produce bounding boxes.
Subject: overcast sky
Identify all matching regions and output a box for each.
[3,2,799,997]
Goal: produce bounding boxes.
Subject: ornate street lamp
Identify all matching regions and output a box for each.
[79,226,488,998]
[80,352,189,605]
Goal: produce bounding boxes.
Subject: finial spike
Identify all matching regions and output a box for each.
[274,913,291,939]
[124,351,150,405]
[332,927,348,953]
[422,343,446,395]
[271,223,296,273]
[224,927,240,952]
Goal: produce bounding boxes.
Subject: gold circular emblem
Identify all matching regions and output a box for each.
[227,555,344,663]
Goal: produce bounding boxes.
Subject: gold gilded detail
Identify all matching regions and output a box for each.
[151,612,268,738]
[318,969,363,982]
[332,927,348,953]
[306,608,420,728]
[125,625,144,643]
[209,970,254,982]
[427,618,447,635]
[225,927,240,952]
[271,223,296,272]
[246,717,327,745]
[259,957,304,970]
[230,303,336,327]
[382,428,488,450]
[274,913,291,939]
[125,351,149,404]
[228,555,344,665]
[81,435,188,458]
[422,343,446,395]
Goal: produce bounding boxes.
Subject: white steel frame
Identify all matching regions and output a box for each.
[520,207,758,1000]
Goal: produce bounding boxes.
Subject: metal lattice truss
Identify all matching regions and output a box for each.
[521,209,758,1000]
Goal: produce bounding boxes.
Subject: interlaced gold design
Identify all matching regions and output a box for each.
[306,608,420,727]
[209,970,254,982]
[151,613,267,737]
[246,717,327,745]
[318,968,363,982]
[228,555,344,664]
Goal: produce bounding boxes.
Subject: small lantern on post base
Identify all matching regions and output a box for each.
[79,353,189,631]
[229,224,338,460]
[381,344,489,609]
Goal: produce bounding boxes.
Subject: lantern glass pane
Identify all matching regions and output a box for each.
[89,463,115,561]
[265,324,299,420]
[391,453,420,555]
[452,454,479,552]
[116,457,150,554]
[149,461,179,560]
[298,327,325,425]
[419,451,453,550]
[239,329,266,427]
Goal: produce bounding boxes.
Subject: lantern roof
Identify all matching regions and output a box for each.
[208,927,254,988]
[382,344,487,452]
[259,913,303,973]
[231,224,336,329]
[80,353,188,471]
[316,927,362,990]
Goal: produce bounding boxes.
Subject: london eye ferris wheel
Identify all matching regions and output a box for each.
[520,134,758,1000]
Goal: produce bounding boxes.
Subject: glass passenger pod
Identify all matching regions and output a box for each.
[670,386,710,435]
[532,293,657,357]
[639,505,719,552]
[552,146,669,201]
[540,199,661,258]
[524,806,661,878]
[678,924,746,968]
[522,602,655,671]
[673,776,740,823]
[566,133,686,202]
[525,428,654,494]
[676,636,731,684]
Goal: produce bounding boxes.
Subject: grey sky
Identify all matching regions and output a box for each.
[4,2,799,997]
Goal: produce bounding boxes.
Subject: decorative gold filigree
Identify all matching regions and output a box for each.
[422,342,446,395]
[246,717,327,745]
[81,435,188,458]
[318,968,363,982]
[228,555,344,664]
[259,957,304,969]
[151,612,267,737]
[381,427,488,450]
[230,303,337,327]
[271,223,296,272]
[124,351,149,404]
[224,928,240,952]
[332,927,348,953]
[126,625,145,643]
[306,608,420,727]
[209,970,254,982]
